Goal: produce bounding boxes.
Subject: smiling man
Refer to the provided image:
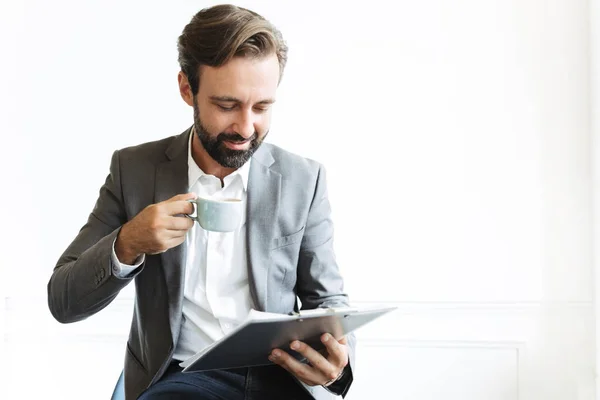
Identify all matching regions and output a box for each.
[48,4,354,400]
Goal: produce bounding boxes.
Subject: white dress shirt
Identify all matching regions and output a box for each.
[112,131,254,361]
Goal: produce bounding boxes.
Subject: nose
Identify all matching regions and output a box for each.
[233,110,256,139]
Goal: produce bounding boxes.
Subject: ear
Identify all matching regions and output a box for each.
[178,71,194,107]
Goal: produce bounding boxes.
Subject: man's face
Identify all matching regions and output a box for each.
[192,54,280,169]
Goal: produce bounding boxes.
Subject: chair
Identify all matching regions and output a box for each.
[111,371,125,400]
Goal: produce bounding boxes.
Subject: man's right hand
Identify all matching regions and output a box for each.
[115,193,197,264]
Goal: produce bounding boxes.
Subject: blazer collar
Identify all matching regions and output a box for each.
[246,143,280,311]
[156,127,192,346]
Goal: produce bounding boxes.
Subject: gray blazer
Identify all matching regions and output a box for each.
[47,127,355,399]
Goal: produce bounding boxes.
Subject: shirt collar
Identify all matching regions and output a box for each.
[187,127,251,190]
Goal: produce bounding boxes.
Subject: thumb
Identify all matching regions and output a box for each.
[168,192,197,202]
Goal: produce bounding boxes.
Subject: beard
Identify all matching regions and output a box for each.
[193,98,267,169]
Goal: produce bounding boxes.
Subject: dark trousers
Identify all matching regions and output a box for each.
[137,361,313,400]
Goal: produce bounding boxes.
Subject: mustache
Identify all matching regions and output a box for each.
[217,132,258,144]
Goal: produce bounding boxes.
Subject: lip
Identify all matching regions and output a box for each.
[224,140,250,150]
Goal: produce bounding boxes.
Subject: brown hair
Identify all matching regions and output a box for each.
[177,4,288,95]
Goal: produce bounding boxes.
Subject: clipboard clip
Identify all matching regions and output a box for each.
[289,306,356,317]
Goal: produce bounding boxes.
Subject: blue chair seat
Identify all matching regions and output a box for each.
[111,371,125,400]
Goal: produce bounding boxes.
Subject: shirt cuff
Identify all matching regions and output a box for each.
[323,364,352,396]
[111,238,145,278]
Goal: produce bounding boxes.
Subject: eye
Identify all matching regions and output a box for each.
[217,104,236,111]
[254,106,270,113]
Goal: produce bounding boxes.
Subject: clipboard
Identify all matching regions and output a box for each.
[180,305,396,372]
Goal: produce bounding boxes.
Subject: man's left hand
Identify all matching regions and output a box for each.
[269,333,348,387]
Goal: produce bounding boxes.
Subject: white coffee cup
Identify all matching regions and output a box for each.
[187,197,243,232]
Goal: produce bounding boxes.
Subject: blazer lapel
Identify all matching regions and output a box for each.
[155,128,191,345]
[246,145,281,311]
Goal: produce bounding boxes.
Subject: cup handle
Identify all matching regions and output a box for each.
[186,199,199,222]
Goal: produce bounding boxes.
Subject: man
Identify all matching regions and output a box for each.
[48,4,355,399]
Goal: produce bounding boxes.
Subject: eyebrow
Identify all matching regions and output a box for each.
[209,95,276,105]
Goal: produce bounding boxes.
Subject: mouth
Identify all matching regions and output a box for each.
[223,140,251,150]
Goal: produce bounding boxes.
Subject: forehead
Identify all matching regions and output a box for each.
[198,54,280,101]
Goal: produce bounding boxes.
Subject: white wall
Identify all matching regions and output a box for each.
[1,1,596,399]
[592,0,600,397]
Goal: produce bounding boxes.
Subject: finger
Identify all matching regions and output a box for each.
[163,227,192,241]
[163,236,187,250]
[321,334,349,369]
[164,215,194,231]
[269,349,322,386]
[167,192,197,202]
[289,340,337,381]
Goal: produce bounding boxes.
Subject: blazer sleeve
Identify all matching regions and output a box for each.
[296,164,356,398]
[47,150,144,323]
